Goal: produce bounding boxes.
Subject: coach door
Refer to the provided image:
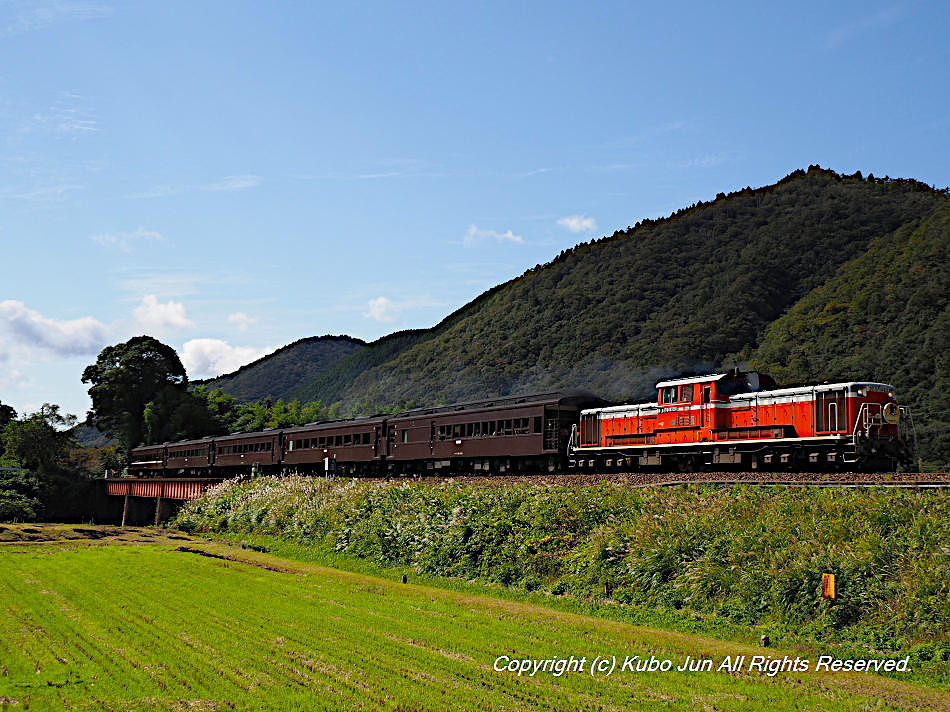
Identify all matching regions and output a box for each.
[816,389,847,433]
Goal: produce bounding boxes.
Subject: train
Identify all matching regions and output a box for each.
[129,371,916,477]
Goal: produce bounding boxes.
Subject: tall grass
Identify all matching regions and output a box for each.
[176,479,950,659]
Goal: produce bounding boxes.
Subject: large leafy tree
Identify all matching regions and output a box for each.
[82,336,188,452]
[142,384,223,445]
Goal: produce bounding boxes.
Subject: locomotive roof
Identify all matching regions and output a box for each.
[655,373,727,388]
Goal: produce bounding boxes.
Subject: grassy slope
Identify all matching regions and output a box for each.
[197,335,366,403]
[0,529,946,711]
[751,202,950,465]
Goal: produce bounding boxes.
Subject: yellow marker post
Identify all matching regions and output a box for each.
[821,573,836,600]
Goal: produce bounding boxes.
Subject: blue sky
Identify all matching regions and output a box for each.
[1,1,948,419]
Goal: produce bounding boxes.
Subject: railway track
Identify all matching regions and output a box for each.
[393,471,950,488]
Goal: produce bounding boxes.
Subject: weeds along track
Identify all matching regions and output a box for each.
[375,471,950,488]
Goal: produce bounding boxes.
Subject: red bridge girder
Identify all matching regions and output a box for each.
[104,478,222,501]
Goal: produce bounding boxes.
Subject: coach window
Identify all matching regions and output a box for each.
[402,430,408,443]
[533,416,542,434]
[661,386,677,404]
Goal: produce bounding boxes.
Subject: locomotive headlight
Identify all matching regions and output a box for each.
[857,388,866,397]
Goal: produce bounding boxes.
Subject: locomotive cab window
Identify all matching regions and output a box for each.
[661,386,677,404]
[679,384,693,402]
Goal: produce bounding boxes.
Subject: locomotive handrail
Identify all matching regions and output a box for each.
[567,424,579,454]
[851,401,885,441]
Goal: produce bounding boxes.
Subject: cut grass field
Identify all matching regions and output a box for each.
[0,525,947,712]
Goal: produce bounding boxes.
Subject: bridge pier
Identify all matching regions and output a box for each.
[121,494,130,527]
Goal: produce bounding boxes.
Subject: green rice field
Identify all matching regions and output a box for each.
[0,525,946,711]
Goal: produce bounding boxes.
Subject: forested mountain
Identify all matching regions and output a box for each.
[751,201,950,463]
[196,335,365,403]
[207,167,949,463]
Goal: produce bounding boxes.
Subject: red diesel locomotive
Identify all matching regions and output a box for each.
[569,371,913,471]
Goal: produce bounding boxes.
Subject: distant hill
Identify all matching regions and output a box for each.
[285,329,430,409]
[205,167,949,463]
[196,335,365,403]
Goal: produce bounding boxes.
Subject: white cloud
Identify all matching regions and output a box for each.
[119,273,202,299]
[679,152,731,168]
[12,183,85,201]
[518,167,554,178]
[824,7,899,50]
[364,296,399,323]
[227,312,259,332]
[2,3,111,37]
[205,174,261,191]
[31,91,98,136]
[127,185,173,199]
[91,227,165,252]
[463,224,524,246]
[557,215,598,233]
[0,300,110,357]
[180,339,273,378]
[133,295,194,334]
[363,295,442,323]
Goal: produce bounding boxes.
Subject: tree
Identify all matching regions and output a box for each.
[82,336,187,452]
[0,468,41,521]
[142,385,223,445]
[0,402,16,431]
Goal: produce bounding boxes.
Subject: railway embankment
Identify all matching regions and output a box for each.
[173,476,950,684]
